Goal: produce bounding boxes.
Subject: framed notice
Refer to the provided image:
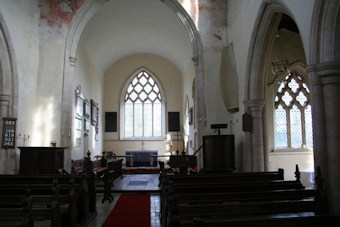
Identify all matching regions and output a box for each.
[2,117,17,149]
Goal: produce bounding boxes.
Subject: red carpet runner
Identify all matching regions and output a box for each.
[102,194,150,227]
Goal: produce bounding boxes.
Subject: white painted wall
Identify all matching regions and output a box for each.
[182,60,195,155]
[0,0,40,145]
[72,45,104,160]
[0,0,40,174]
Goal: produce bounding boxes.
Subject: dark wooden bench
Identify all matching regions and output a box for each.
[162,165,334,227]
[180,214,340,227]
[71,158,107,178]
[0,174,95,226]
[94,152,123,180]
[0,184,62,227]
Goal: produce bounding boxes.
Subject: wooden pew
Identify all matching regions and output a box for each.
[166,168,284,183]
[163,166,333,227]
[0,174,94,226]
[173,189,316,204]
[180,215,340,227]
[0,185,62,227]
[160,165,315,227]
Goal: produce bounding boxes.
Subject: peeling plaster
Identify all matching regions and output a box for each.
[40,0,86,29]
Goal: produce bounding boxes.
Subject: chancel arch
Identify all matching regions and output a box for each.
[62,0,205,169]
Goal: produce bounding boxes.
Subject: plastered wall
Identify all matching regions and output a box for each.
[71,45,104,160]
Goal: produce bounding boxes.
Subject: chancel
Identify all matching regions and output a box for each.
[0,0,340,226]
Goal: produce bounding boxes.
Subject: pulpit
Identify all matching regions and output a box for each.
[203,135,235,172]
[18,147,66,174]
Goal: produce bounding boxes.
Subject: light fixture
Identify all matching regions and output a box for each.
[271,34,290,84]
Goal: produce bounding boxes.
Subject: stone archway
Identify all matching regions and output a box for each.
[0,14,19,174]
[61,0,205,169]
[244,2,292,172]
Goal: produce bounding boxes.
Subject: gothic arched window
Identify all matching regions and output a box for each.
[121,70,164,139]
[274,71,313,148]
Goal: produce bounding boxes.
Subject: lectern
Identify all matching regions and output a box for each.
[18,147,66,174]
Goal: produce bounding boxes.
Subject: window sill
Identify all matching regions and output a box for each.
[120,137,166,141]
[270,147,313,154]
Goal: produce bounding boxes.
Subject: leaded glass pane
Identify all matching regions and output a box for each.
[127,85,133,93]
[305,105,313,147]
[303,83,310,93]
[125,103,133,137]
[140,91,147,101]
[288,78,299,93]
[290,105,302,148]
[149,77,155,85]
[149,92,157,101]
[278,81,285,93]
[132,78,138,86]
[130,92,138,102]
[134,103,143,137]
[297,91,307,106]
[135,84,143,93]
[282,91,292,106]
[144,103,152,137]
[140,75,147,85]
[275,105,287,147]
[154,103,161,136]
[145,84,152,93]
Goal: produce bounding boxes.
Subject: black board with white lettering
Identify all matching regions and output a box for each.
[2,117,17,149]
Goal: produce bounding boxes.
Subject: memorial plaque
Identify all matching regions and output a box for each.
[2,117,17,149]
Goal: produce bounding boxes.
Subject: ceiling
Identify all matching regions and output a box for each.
[79,0,193,76]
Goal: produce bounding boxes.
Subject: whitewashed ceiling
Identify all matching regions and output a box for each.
[79,0,193,76]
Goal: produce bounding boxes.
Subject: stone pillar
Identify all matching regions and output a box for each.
[192,56,205,169]
[247,100,266,172]
[0,94,16,174]
[307,62,340,214]
[61,56,77,172]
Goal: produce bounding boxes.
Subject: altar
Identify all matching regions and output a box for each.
[125,150,158,167]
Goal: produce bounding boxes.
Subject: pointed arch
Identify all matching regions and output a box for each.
[244,1,297,172]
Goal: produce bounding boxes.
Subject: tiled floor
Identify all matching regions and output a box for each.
[89,174,161,227]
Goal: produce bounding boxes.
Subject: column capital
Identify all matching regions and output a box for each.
[0,94,10,102]
[244,99,265,113]
[192,56,199,66]
[306,61,340,85]
[69,56,77,67]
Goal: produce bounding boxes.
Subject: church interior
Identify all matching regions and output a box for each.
[0,0,339,226]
